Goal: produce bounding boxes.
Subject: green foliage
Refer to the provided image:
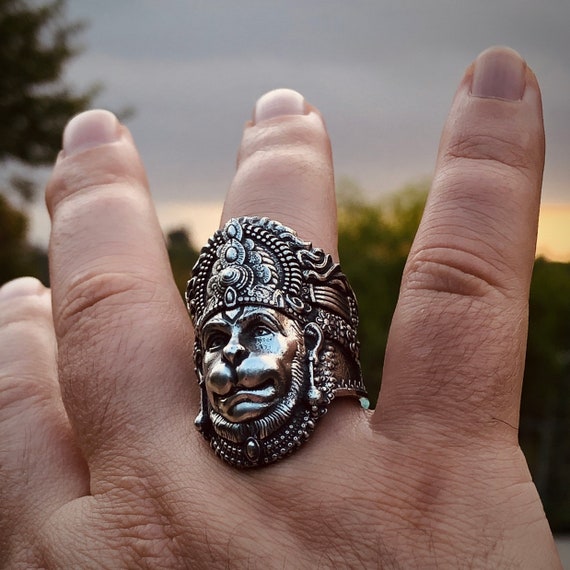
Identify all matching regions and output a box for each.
[338,179,429,404]
[0,0,96,168]
[0,193,48,284]
[521,259,570,531]
[0,0,94,286]
[0,193,27,277]
[167,228,199,297]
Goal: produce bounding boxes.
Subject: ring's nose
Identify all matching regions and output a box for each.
[222,334,248,367]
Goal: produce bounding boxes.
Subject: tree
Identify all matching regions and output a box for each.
[0,193,27,278]
[0,0,96,170]
[0,193,49,284]
[521,259,570,531]
[0,0,96,286]
[167,228,200,297]
[337,178,429,405]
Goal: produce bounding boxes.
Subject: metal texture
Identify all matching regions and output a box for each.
[186,216,367,468]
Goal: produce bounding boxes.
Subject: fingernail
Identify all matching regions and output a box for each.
[63,109,121,156]
[471,47,526,101]
[0,277,46,301]
[254,89,306,123]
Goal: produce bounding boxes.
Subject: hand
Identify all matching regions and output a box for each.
[0,46,562,568]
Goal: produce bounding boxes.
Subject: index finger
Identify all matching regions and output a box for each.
[46,111,198,481]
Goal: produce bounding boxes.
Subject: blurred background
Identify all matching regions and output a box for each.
[1,0,569,547]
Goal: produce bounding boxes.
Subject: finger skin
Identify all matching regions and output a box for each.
[46,111,197,479]
[376,49,545,442]
[222,89,338,259]
[7,76,559,569]
[370,49,560,568]
[0,279,87,566]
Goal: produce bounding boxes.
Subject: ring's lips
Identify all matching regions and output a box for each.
[216,380,278,421]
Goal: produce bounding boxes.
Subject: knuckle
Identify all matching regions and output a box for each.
[237,112,329,166]
[47,144,144,214]
[230,145,333,237]
[404,187,529,301]
[0,373,54,419]
[404,244,506,300]
[0,293,50,328]
[444,130,533,175]
[237,143,328,187]
[55,270,159,339]
[0,301,56,415]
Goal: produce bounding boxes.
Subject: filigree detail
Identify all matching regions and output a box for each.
[186,217,367,468]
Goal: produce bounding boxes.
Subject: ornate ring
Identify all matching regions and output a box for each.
[186,216,368,468]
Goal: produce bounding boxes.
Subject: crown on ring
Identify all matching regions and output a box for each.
[187,216,360,362]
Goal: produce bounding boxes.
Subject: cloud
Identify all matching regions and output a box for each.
[57,0,570,206]
[26,0,570,249]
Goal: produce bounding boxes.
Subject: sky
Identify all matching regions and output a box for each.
[29,0,570,257]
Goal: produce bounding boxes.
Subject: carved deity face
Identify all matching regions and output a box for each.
[201,306,303,424]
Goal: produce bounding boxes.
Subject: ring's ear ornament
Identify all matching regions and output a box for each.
[186,216,368,468]
[303,321,324,404]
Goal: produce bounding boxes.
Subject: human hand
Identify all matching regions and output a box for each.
[0,46,562,568]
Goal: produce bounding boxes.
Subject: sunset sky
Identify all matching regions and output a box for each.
[29,1,570,259]
[156,201,570,263]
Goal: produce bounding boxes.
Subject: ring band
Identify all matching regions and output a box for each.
[186,216,367,468]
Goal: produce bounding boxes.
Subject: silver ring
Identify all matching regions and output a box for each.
[186,216,368,468]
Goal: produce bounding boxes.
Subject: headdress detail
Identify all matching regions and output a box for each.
[187,217,360,359]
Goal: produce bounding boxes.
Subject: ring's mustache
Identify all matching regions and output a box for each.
[216,379,277,413]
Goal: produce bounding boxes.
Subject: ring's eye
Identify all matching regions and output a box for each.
[252,324,272,337]
[205,331,229,351]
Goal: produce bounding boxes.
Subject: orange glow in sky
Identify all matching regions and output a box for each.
[536,205,570,262]
[156,201,570,263]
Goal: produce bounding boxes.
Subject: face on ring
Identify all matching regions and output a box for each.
[201,306,302,423]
